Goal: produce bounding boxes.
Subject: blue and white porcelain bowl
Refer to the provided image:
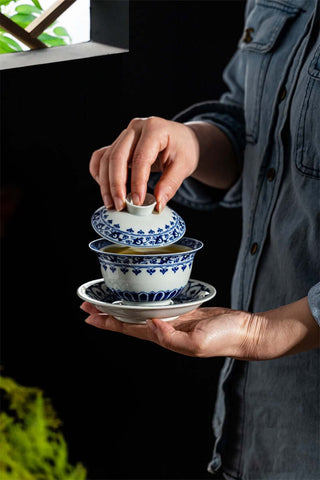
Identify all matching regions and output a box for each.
[89,237,203,305]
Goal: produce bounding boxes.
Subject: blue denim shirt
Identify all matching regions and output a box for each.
[170,0,320,478]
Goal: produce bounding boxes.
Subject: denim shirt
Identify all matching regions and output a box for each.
[170,0,320,478]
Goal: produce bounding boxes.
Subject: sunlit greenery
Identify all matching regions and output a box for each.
[0,376,87,479]
[0,0,72,53]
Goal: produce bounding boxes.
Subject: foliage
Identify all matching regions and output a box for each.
[0,0,72,53]
[0,376,87,480]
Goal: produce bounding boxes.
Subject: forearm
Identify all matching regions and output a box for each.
[186,121,240,190]
[242,296,320,360]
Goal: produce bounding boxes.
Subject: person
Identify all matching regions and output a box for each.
[81,0,320,478]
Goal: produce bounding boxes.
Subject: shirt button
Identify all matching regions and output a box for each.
[243,27,254,43]
[208,457,221,473]
[250,242,258,255]
[267,167,276,181]
[279,86,287,101]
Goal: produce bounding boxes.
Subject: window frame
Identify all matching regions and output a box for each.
[0,0,129,70]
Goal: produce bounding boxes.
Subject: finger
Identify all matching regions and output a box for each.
[100,131,130,210]
[85,313,121,330]
[147,318,198,356]
[153,156,187,212]
[98,151,114,209]
[89,147,106,184]
[130,121,169,206]
[85,313,158,343]
[89,146,115,208]
[80,302,101,314]
[108,128,141,210]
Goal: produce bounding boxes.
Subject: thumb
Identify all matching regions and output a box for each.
[154,158,186,212]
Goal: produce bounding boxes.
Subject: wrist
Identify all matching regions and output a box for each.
[235,297,319,361]
[186,121,239,189]
[234,310,270,360]
[261,297,319,357]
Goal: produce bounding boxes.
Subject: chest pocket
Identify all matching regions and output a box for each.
[295,44,320,178]
[241,1,300,144]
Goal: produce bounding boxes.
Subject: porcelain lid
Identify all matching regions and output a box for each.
[91,193,186,247]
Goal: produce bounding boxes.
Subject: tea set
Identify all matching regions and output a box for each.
[77,193,216,323]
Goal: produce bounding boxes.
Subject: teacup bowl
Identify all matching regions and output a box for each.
[89,237,203,305]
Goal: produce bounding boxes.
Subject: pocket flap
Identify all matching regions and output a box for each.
[241,1,301,53]
[308,45,320,79]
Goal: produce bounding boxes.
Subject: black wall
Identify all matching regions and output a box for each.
[1,1,245,479]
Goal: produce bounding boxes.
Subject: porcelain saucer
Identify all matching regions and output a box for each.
[77,278,216,324]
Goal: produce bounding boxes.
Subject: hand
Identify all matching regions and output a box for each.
[81,302,247,357]
[81,296,319,360]
[89,117,200,211]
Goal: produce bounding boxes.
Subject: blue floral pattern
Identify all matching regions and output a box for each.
[97,252,194,275]
[90,237,203,276]
[91,207,186,247]
[85,279,212,305]
[108,286,185,303]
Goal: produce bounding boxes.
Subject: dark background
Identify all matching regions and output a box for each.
[0,1,245,478]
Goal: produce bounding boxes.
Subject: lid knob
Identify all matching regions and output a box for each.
[125,193,157,216]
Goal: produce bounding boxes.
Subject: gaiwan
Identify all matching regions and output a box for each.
[89,193,203,305]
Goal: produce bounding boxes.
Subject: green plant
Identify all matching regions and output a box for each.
[0,375,87,480]
[0,0,72,53]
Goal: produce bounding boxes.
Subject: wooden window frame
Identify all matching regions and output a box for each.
[0,0,129,70]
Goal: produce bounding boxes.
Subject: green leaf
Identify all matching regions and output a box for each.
[38,32,66,47]
[0,0,16,6]
[0,34,21,52]
[9,13,37,28]
[0,38,16,52]
[0,33,22,50]
[16,4,41,14]
[31,0,42,9]
[53,26,70,38]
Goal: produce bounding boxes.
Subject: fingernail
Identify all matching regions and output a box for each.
[131,193,140,206]
[157,199,165,213]
[114,196,125,211]
[157,193,169,212]
[103,194,113,209]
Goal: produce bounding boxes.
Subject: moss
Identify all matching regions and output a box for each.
[0,376,87,480]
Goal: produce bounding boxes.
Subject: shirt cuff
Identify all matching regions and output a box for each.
[148,173,225,210]
[308,282,320,327]
[172,100,245,211]
[172,99,246,167]
[148,101,245,211]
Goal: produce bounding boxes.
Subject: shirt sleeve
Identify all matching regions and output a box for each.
[308,282,320,327]
[148,99,246,211]
[158,1,257,211]
[171,100,245,210]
